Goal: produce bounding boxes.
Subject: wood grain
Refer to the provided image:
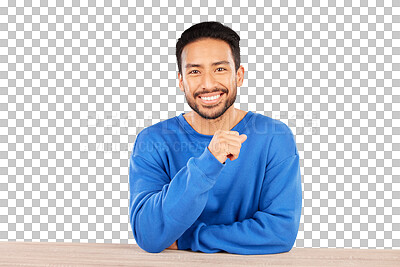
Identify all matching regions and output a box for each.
[0,241,399,266]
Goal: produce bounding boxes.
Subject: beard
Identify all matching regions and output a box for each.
[183,85,237,120]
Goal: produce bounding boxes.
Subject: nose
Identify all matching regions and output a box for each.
[201,71,218,90]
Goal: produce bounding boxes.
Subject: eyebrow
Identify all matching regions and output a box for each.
[185,60,230,69]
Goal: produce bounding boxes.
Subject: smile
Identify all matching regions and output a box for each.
[198,93,224,105]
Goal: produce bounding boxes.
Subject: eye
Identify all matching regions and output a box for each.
[216,67,226,72]
[189,70,199,74]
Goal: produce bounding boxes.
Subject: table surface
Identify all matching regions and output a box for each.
[0,241,399,266]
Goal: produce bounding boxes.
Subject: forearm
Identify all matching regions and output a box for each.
[130,146,225,253]
[179,209,301,255]
[178,154,302,255]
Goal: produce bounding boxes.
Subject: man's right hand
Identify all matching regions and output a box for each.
[208,130,247,164]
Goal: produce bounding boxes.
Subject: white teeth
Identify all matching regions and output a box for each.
[201,94,221,101]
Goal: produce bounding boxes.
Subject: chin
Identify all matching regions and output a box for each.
[197,105,231,120]
[185,91,236,120]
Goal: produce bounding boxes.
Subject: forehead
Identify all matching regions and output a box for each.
[181,38,233,65]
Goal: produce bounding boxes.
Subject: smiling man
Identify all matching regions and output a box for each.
[129,21,302,255]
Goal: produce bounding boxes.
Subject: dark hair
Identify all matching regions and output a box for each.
[176,21,241,75]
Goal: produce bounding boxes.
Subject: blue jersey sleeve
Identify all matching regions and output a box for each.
[177,125,302,255]
[129,131,226,253]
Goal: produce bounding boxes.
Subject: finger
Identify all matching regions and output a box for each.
[229,153,239,161]
[223,143,241,153]
[225,145,240,157]
[227,131,239,136]
[227,140,245,150]
[216,130,232,135]
[227,154,235,161]
[222,135,244,143]
[239,134,247,143]
[225,145,240,156]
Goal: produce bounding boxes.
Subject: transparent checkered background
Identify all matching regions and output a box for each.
[0,0,399,249]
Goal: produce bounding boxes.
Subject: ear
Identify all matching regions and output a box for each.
[236,65,245,87]
[178,72,184,92]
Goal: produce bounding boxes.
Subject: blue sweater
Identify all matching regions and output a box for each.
[129,111,302,255]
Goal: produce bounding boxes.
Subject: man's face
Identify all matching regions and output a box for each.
[178,38,244,120]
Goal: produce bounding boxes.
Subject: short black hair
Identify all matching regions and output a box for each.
[176,21,241,75]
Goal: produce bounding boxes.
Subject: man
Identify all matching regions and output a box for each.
[129,21,302,255]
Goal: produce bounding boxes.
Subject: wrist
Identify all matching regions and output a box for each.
[207,147,226,164]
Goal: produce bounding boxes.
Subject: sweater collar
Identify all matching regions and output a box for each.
[177,111,253,139]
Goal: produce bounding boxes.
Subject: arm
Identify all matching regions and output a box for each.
[177,127,302,255]
[129,131,225,253]
[178,154,302,255]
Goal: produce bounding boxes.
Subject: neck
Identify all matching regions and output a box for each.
[184,106,245,135]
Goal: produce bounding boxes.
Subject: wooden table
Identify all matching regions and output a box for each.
[0,241,399,266]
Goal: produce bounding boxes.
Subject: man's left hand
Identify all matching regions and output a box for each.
[166,241,178,250]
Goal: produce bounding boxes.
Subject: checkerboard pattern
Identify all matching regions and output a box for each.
[0,0,399,249]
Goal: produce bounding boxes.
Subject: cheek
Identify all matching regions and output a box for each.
[182,79,196,95]
[228,75,236,87]
[184,78,200,90]
[215,74,232,86]
[225,72,236,84]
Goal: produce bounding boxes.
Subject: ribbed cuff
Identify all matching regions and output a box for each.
[192,146,226,181]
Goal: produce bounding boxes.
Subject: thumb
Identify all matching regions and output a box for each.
[239,134,247,143]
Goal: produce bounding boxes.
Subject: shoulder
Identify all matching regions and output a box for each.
[250,112,298,167]
[250,112,294,137]
[136,115,180,139]
[132,115,180,155]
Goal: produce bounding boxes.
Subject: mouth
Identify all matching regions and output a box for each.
[198,92,224,105]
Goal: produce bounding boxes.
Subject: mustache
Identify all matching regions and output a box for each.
[194,89,228,98]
